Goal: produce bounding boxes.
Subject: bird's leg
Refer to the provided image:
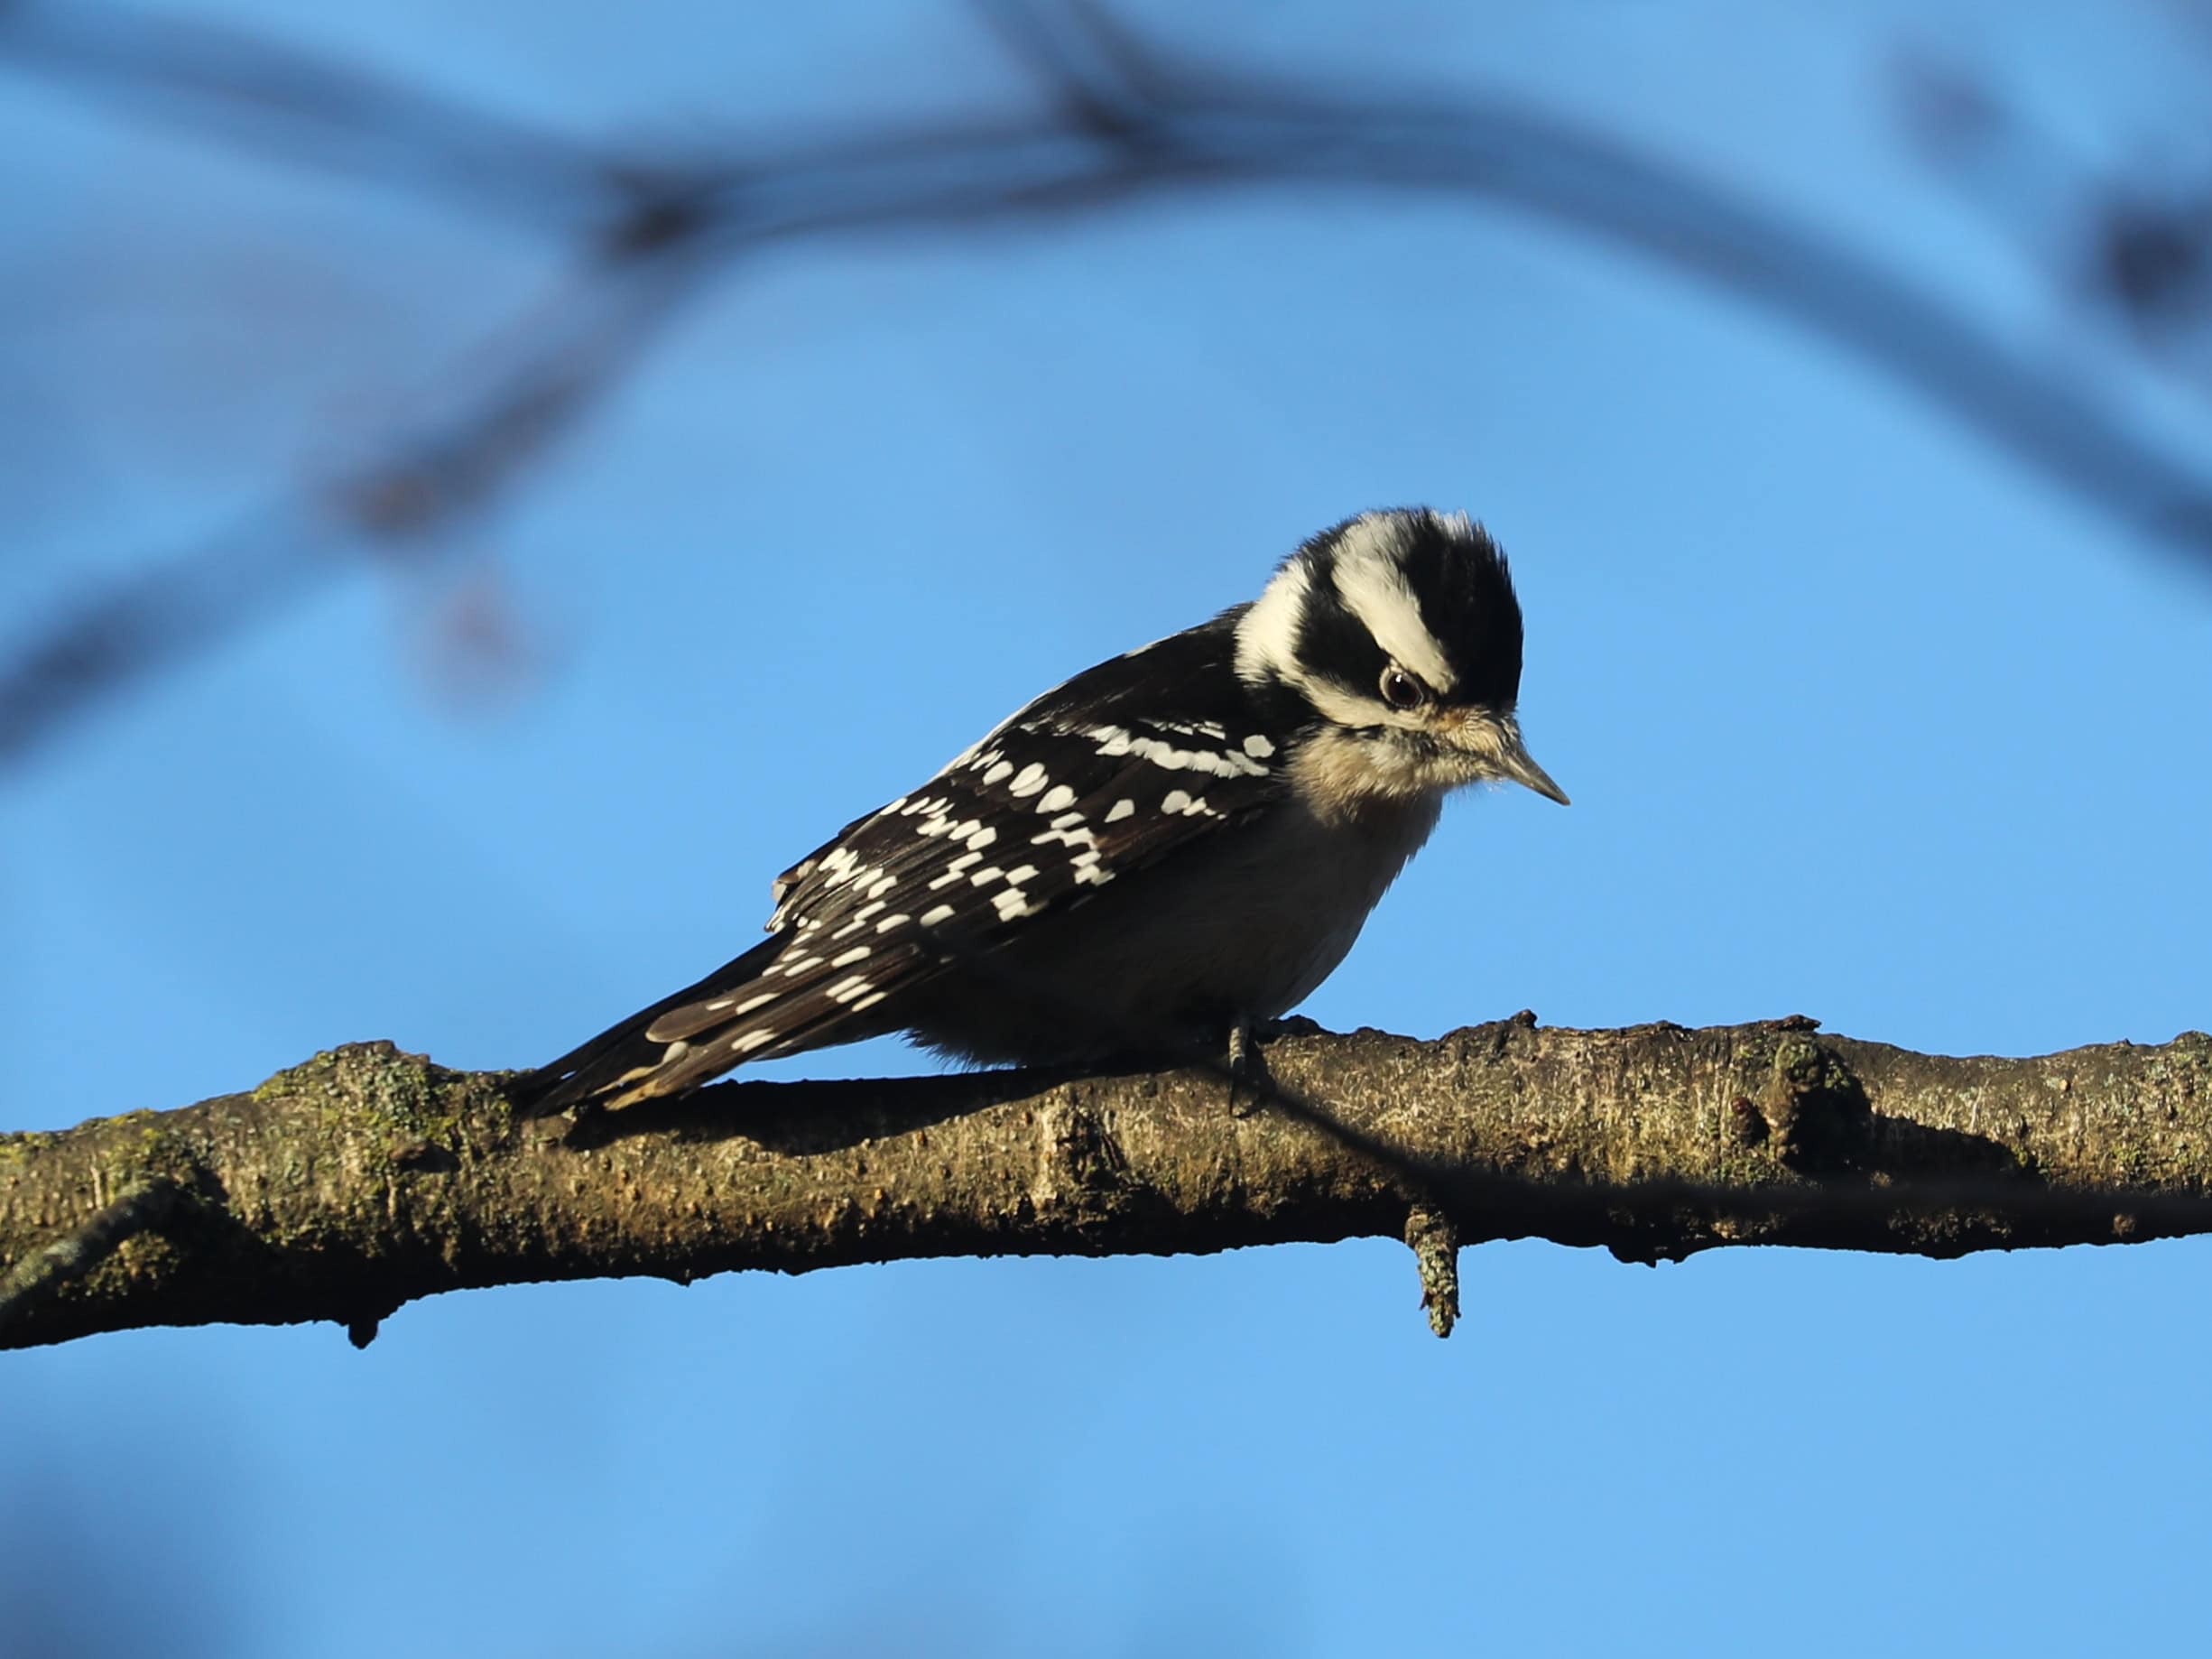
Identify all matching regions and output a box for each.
[1226,1012,1266,1117]
[1226,1014,1327,1117]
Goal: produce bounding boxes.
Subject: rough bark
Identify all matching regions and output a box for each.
[4,1017,2210,1350]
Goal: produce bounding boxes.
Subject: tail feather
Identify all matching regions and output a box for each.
[511,934,790,1116]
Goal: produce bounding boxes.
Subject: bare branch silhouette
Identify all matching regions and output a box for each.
[0,232,718,764]
[5,2,2210,773]
[0,1,623,232]
[1896,45,2212,385]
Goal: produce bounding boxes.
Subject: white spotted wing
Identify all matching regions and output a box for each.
[517,611,1301,1108]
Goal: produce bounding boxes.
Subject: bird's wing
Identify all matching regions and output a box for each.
[515,615,1303,1109]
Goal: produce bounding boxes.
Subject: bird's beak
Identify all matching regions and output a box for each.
[1496,731,1569,806]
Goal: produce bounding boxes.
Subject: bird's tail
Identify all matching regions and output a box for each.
[510,933,792,1117]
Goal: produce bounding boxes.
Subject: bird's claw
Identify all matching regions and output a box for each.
[1226,1015,1268,1117]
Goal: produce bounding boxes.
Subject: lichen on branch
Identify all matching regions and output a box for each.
[4,1019,2210,1350]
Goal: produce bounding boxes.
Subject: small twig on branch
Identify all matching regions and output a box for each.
[5,1020,2209,1352]
[0,1175,180,1336]
[1402,1205,1461,1339]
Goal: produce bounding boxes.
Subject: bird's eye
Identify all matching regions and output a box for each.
[1379,665,1427,710]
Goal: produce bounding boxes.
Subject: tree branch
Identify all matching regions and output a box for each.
[4,1018,2209,1351]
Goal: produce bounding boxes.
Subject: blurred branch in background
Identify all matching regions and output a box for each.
[1895,42,2212,389]
[5,1020,2212,1352]
[0,0,625,231]
[5,0,2212,774]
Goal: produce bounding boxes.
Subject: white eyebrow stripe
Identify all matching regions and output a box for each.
[1330,520,1457,693]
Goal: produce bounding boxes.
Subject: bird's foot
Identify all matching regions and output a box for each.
[1223,1014,1328,1115]
[1225,1014,1283,1117]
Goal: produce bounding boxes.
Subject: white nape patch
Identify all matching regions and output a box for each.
[1105,798,1135,823]
[1243,734,1275,759]
[1008,763,1049,797]
[1035,783,1076,814]
[984,760,1014,785]
[1161,788,1191,815]
[732,1029,777,1053]
[831,946,872,967]
[919,904,955,926]
[1330,514,1458,692]
[875,913,912,932]
[1233,548,1312,687]
[828,975,875,1003]
[991,888,1032,920]
[849,991,889,1013]
[734,991,779,1015]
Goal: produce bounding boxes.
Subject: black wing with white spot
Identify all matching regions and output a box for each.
[514,610,1305,1112]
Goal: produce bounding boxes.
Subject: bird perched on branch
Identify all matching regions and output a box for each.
[515,507,1566,1114]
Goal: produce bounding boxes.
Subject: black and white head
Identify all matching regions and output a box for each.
[1233,507,1567,811]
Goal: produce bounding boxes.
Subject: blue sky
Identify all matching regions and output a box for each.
[5,3,2210,1654]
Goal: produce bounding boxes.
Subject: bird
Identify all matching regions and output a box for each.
[514,506,1567,1115]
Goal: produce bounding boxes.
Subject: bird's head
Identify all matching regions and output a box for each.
[1234,507,1568,813]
